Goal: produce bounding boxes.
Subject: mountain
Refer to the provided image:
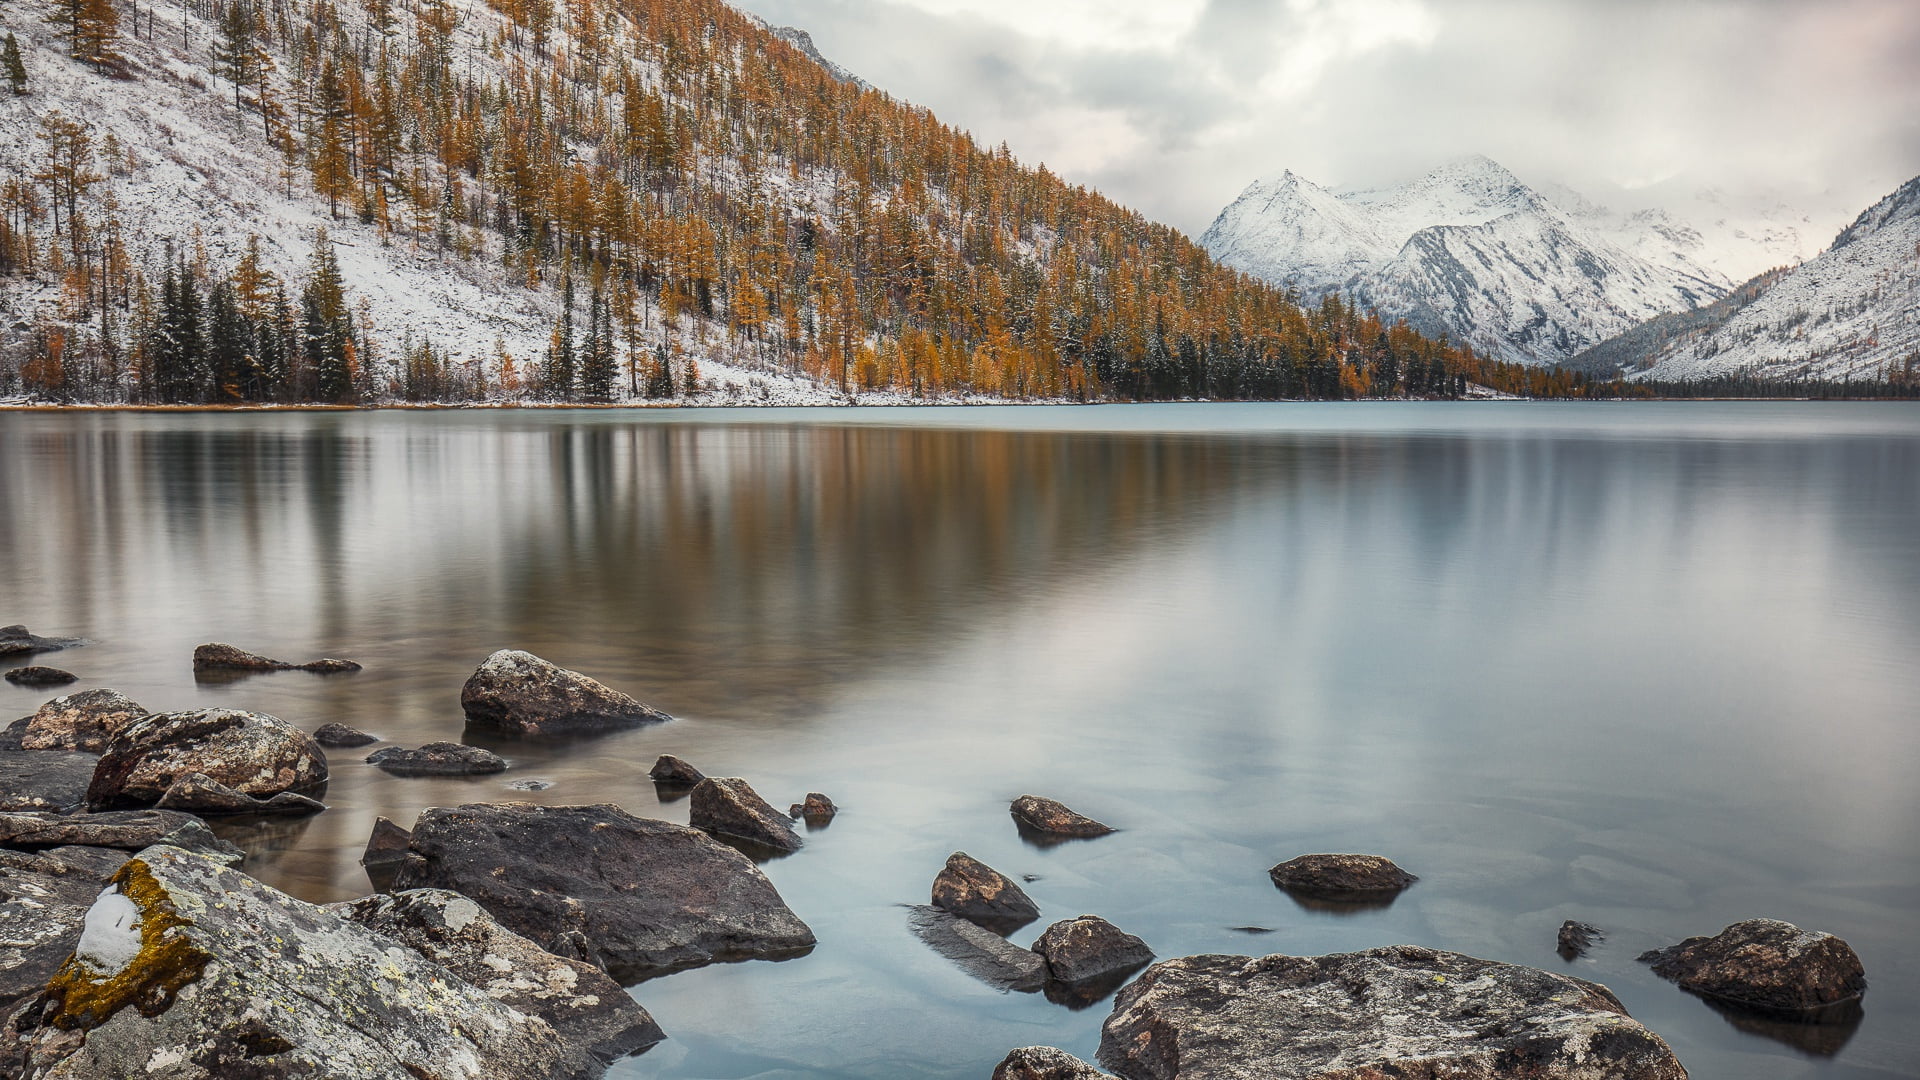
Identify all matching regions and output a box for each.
[746,18,871,91]
[1574,174,1920,382]
[1201,156,1737,366]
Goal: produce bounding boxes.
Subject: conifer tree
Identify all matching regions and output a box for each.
[579,277,615,401]
[211,1,260,112]
[2,33,27,95]
[544,272,576,400]
[206,280,255,402]
[303,229,354,402]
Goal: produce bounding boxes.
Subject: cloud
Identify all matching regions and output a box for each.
[732,0,1920,237]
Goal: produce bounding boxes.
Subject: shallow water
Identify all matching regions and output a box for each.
[2,403,1917,1079]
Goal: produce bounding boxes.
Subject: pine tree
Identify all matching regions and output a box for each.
[544,272,576,400]
[2,33,27,95]
[579,277,615,401]
[206,280,256,402]
[303,229,354,402]
[211,1,260,113]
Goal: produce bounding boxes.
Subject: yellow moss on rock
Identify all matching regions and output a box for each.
[46,858,210,1031]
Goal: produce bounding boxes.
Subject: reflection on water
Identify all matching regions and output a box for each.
[3,404,1919,1080]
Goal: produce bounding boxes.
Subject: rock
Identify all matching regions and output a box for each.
[0,845,576,1080]
[992,1047,1111,1080]
[1559,919,1604,960]
[361,816,412,867]
[389,802,815,981]
[0,751,98,812]
[1267,853,1417,902]
[788,792,837,820]
[19,690,148,753]
[906,905,1046,992]
[367,742,508,775]
[931,852,1040,933]
[1031,915,1154,985]
[190,642,362,673]
[0,626,82,660]
[1637,918,1867,1020]
[648,754,703,785]
[0,811,243,864]
[332,889,666,1069]
[1010,795,1113,838]
[690,777,803,852]
[1098,947,1688,1080]
[4,667,76,688]
[312,722,379,747]
[86,708,328,810]
[506,778,553,791]
[154,772,326,815]
[0,716,26,751]
[461,650,670,735]
[0,847,121,1013]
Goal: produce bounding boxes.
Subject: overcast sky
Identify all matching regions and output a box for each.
[731,0,1920,236]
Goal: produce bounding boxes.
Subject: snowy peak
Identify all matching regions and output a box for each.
[1200,170,1388,290]
[748,17,872,91]
[1833,174,1920,250]
[1339,154,1548,242]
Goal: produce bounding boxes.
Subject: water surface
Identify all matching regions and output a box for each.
[3,403,1917,1079]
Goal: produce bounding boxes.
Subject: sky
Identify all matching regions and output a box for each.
[731,0,1920,237]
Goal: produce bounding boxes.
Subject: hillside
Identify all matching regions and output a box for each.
[0,0,1533,405]
[1577,174,1920,383]
[1200,156,1739,368]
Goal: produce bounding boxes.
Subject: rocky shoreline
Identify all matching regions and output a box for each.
[0,627,1875,1077]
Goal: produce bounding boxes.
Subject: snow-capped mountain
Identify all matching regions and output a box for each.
[1201,156,1739,366]
[1579,174,1920,382]
[748,18,872,91]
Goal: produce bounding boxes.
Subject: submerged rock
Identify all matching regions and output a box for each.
[367,742,508,776]
[312,722,379,747]
[461,650,670,735]
[690,777,803,852]
[931,852,1040,933]
[992,1047,1111,1080]
[0,751,98,812]
[789,792,837,821]
[907,905,1046,992]
[1010,795,1113,839]
[360,816,413,867]
[1031,915,1153,986]
[86,708,328,810]
[389,802,815,981]
[1267,853,1417,902]
[333,889,666,1070]
[4,667,77,688]
[0,847,121,1013]
[191,642,362,674]
[0,845,575,1080]
[0,626,83,660]
[1559,919,1605,960]
[1638,918,1867,1020]
[648,754,704,785]
[19,690,148,753]
[154,772,326,816]
[1098,946,1688,1080]
[0,811,243,864]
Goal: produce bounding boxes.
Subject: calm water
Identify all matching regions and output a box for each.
[3,403,1918,1080]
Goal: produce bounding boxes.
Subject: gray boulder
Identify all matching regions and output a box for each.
[19,690,148,753]
[0,811,244,864]
[0,845,575,1079]
[1011,795,1113,839]
[993,1047,1112,1079]
[907,905,1046,992]
[1098,947,1687,1080]
[86,708,328,809]
[0,750,98,812]
[367,742,508,775]
[1032,915,1153,985]
[191,642,362,673]
[155,772,326,815]
[389,802,815,981]
[0,847,121,1013]
[931,851,1039,933]
[4,667,76,688]
[360,816,412,867]
[1267,853,1417,902]
[461,650,670,735]
[648,754,704,785]
[1638,918,1867,1020]
[0,626,82,660]
[690,777,803,852]
[313,722,379,747]
[332,889,665,1069]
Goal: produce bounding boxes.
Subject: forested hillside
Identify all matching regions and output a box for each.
[0,0,1546,403]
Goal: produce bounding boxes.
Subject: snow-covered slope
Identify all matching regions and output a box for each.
[1593,174,1920,382]
[1201,156,1736,366]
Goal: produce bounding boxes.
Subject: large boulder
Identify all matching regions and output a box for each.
[931,851,1040,933]
[332,889,666,1069]
[191,642,361,674]
[19,690,148,753]
[1267,853,1417,902]
[0,847,121,1013]
[86,708,328,810]
[4,667,77,688]
[907,905,1046,992]
[1011,795,1113,839]
[0,846,575,1080]
[0,811,244,864]
[689,777,803,852]
[367,742,508,775]
[0,751,98,812]
[461,650,670,735]
[993,1047,1111,1080]
[0,626,82,660]
[1032,915,1153,985]
[154,773,326,815]
[1097,947,1687,1080]
[389,802,815,981]
[1638,918,1867,1020]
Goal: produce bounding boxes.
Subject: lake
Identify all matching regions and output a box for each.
[3,403,1917,1079]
